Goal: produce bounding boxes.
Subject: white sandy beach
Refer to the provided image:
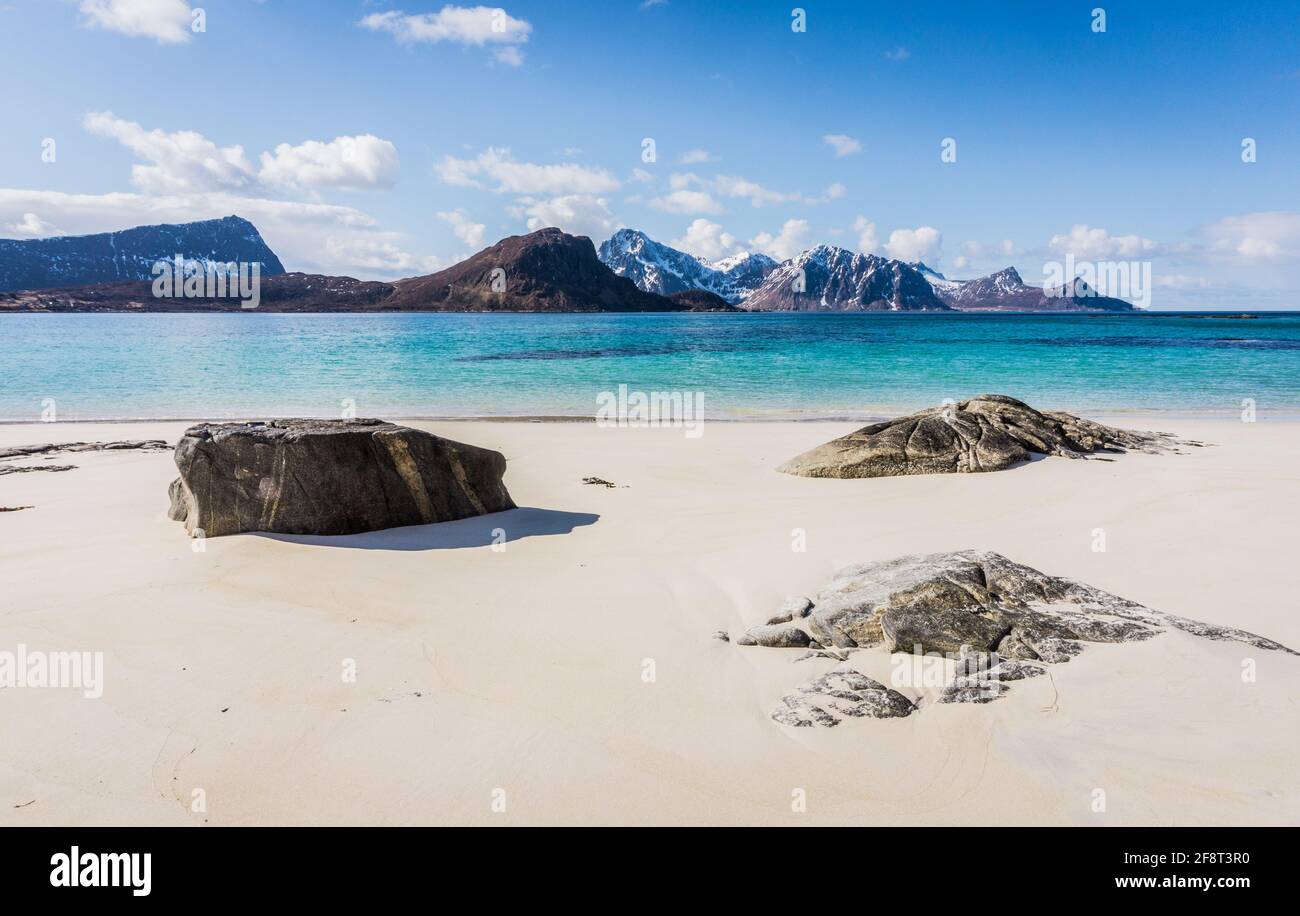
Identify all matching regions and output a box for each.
[1,415,1297,826]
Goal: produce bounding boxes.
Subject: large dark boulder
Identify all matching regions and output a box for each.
[779,394,1185,478]
[167,419,514,537]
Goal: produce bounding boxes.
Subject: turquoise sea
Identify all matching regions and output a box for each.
[2,312,1299,421]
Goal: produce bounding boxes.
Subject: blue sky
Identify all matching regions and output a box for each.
[1,0,1297,307]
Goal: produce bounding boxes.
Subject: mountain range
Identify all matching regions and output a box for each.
[0,217,1137,312]
[913,263,1134,312]
[597,229,777,303]
[740,245,948,311]
[0,216,284,293]
[598,232,1134,312]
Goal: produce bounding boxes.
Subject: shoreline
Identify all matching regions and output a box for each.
[2,409,1296,426]
[2,308,1294,315]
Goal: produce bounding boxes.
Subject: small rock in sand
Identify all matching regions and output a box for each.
[735,624,812,648]
[766,596,813,624]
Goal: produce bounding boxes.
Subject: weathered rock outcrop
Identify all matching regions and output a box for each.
[733,550,1296,727]
[778,394,1185,478]
[167,419,514,537]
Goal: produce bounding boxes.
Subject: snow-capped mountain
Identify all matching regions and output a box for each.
[596,229,776,303]
[912,261,963,296]
[914,264,1136,311]
[741,245,950,311]
[0,216,286,293]
[708,250,779,295]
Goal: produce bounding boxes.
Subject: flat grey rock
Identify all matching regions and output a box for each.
[736,624,812,648]
[735,550,1296,728]
[772,668,915,727]
[766,595,813,625]
[808,550,1294,658]
[0,440,170,460]
[168,418,514,538]
[0,464,76,476]
[940,658,1046,704]
[0,440,170,476]
[778,394,1187,479]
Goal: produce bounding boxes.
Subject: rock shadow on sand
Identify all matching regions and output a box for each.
[257,507,598,551]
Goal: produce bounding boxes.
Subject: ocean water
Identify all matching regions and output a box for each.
[2,311,1299,421]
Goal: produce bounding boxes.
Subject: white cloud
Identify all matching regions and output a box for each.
[713,175,799,208]
[822,134,862,158]
[6,116,429,279]
[513,194,619,240]
[885,226,943,263]
[323,236,445,276]
[671,218,739,261]
[259,135,400,191]
[884,46,910,61]
[750,218,812,261]
[85,112,400,195]
[678,149,715,164]
[357,6,531,50]
[1201,211,1300,261]
[493,46,524,67]
[79,0,194,45]
[436,209,486,249]
[851,216,880,254]
[1048,224,1156,259]
[707,174,839,208]
[630,168,654,184]
[952,255,969,270]
[649,189,722,215]
[1155,274,1210,290]
[7,212,59,237]
[84,111,257,194]
[436,147,620,195]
